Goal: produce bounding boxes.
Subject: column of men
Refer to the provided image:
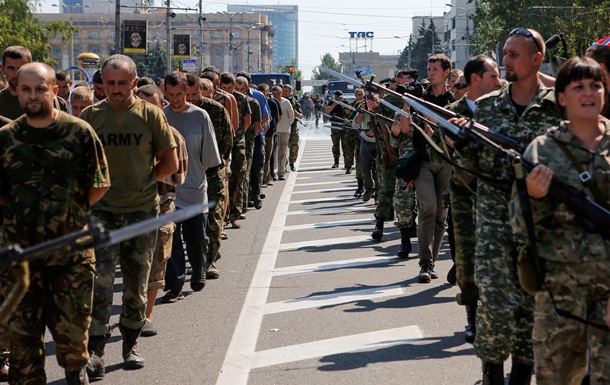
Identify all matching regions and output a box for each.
[0,44,298,384]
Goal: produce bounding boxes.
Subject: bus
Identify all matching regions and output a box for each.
[250,73,293,88]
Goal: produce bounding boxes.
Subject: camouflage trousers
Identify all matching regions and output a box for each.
[289,124,299,165]
[344,129,358,170]
[533,260,610,385]
[7,262,94,385]
[393,177,416,229]
[148,222,175,290]
[243,138,255,212]
[207,166,226,263]
[474,200,535,364]
[89,208,158,337]
[330,128,346,163]
[448,179,478,306]
[229,136,246,220]
[374,161,396,221]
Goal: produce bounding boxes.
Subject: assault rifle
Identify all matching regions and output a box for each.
[0,203,209,325]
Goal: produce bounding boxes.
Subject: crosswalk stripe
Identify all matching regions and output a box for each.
[290,196,355,204]
[294,180,356,187]
[272,256,398,276]
[291,187,355,194]
[283,218,374,231]
[286,206,373,216]
[263,284,405,314]
[249,326,424,369]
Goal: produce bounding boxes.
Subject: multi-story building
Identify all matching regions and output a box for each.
[411,15,445,48]
[36,11,274,75]
[443,0,476,70]
[338,51,400,80]
[228,4,298,71]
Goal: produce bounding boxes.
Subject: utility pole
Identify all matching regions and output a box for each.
[198,0,204,74]
[166,0,172,74]
[114,0,121,54]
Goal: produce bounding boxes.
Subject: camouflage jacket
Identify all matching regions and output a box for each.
[233,91,252,138]
[511,120,610,263]
[195,97,232,164]
[446,96,475,188]
[0,112,110,265]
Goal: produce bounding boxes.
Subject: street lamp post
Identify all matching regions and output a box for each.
[247,23,264,73]
[218,11,245,72]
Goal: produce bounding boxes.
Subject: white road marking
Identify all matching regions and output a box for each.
[290,196,355,204]
[263,284,405,314]
[291,187,355,194]
[249,326,424,369]
[272,256,399,276]
[295,180,356,187]
[286,206,373,216]
[296,168,344,173]
[283,218,374,231]
[279,235,374,251]
[297,174,352,180]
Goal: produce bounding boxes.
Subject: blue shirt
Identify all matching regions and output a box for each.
[248,88,271,136]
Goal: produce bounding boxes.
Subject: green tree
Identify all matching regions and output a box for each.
[471,0,610,68]
[396,35,416,70]
[407,19,442,79]
[0,0,75,65]
[276,58,302,81]
[310,53,342,94]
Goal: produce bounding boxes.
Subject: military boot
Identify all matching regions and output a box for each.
[332,158,339,168]
[397,227,412,258]
[482,362,504,385]
[371,218,384,241]
[508,361,533,385]
[119,324,145,370]
[354,178,363,198]
[465,304,477,343]
[65,368,89,385]
[86,333,109,379]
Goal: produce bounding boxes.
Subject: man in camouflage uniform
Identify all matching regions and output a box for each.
[187,75,232,278]
[220,72,251,228]
[81,55,178,377]
[460,29,561,384]
[446,55,501,344]
[0,63,110,385]
[324,91,349,168]
[283,84,302,171]
[350,89,366,195]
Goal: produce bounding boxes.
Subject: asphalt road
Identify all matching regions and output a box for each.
[43,119,523,385]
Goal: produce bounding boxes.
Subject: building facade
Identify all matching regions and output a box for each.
[36,11,274,75]
[228,4,298,71]
[338,51,400,80]
[443,0,476,70]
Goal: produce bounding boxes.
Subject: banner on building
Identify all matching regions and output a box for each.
[173,34,191,59]
[124,20,147,54]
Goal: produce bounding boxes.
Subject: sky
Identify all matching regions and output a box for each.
[38,0,451,78]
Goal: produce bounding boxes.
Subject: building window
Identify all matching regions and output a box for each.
[214,46,222,55]
[73,32,79,40]
[92,46,100,54]
[154,31,162,40]
[213,58,222,67]
[232,31,240,39]
[193,31,200,39]
[212,31,221,40]
[53,46,61,55]
[110,32,115,40]
[90,31,98,39]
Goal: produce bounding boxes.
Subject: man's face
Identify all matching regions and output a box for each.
[93,82,106,100]
[271,89,282,100]
[234,82,248,95]
[502,36,540,83]
[57,79,72,100]
[70,98,92,117]
[282,87,291,98]
[185,84,200,104]
[397,75,413,85]
[17,70,56,119]
[2,57,29,91]
[477,62,502,96]
[355,90,364,101]
[102,66,137,108]
[165,83,188,110]
[427,61,449,87]
[220,82,234,93]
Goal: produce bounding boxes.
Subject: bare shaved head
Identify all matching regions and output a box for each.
[16,63,56,87]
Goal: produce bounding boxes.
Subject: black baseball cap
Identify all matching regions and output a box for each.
[334,90,343,97]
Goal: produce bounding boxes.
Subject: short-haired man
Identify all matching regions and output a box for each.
[70,86,94,117]
[56,69,72,113]
[220,72,251,228]
[0,46,32,120]
[185,73,232,279]
[324,90,349,169]
[282,84,302,172]
[92,69,105,102]
[134,84,188,336]
[162,71,220,302]
[80,54,178,377]
[0,62,109,385]
[258,83,281,186]
[446,55,501,344]
[272,85,294,181]
[463,29,561,383]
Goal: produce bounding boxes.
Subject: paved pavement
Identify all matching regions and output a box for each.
[42,119,522,385]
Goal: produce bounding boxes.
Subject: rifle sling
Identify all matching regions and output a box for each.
[553,138,610,210]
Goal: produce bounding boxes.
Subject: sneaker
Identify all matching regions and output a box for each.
[446,265,456,285]
[231,219,241,229]
[430,270,439,279]
[160,291,184,304]
[290,163,296,171]
[418,267,432,283]
[278,175,286,180]
[206,263,220,279]
[221,231,228,240]
[272,175,278,181]
[331,162,339,168]
[141,320,158,337]
[266,180,274,186]
[248,200,255,208]
[262,183,268,188]
[345,166,352,174]
[239,213,247,220]
[254,199,263,210]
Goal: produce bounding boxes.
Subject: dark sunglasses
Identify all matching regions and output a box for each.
[454,83,468,90]
[509,28,543,54]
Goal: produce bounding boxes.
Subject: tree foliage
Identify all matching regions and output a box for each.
[311,53,342,80]
[0,0,75,66]
[395,20,442,79]
[471,0,610,66]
